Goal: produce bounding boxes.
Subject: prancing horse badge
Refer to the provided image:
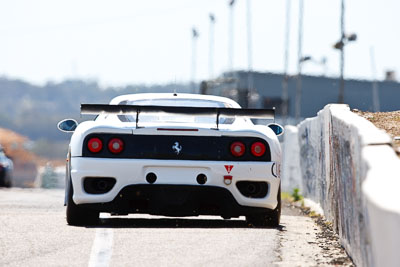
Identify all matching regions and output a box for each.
[172,142,182,155]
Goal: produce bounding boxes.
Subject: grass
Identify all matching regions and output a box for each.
[281,188,304,203]
[281,191,293,201]
[291,188,303,202]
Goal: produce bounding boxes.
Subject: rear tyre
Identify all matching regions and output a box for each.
[4,172,12,188]
[4,178,12,188]
[66,179,99,226]
[0,170,5,187]
[246,186,281,227]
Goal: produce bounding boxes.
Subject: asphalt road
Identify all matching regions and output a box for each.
[0,188,350,266]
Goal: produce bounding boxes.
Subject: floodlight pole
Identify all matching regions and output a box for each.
[295,0,304,122]
[338,0,345,104]
[228,0,235,72]
[191,27,199,93]
[370,47,380,112]
[334,0,356,104]
[246,0,254,101]
[209,14,216,80]
[282,0,291,123]
[246,0,253,73]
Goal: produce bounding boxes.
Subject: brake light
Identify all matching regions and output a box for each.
[108,138,124,154]
[230,142,245,157]
[251,142,266,157]
[88,137,103,153]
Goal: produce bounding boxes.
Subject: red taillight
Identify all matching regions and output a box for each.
[108,138,124,154]
[230,142,245,157]
[88,138,103,153]
[251,142,266,157]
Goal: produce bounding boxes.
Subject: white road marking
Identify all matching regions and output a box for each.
[88,214,114,267]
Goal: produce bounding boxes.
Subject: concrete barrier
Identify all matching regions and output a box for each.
[362,146,400,267]
[281,126,302,193]
[282,104,399,267]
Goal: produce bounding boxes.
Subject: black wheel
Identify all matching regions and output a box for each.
[66,179,99,226]
[4,172,12,188]
[0,170,5,187]
[246,186,281,227]
[4,177,12,188]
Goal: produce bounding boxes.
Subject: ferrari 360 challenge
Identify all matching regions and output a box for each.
[58,93,283,226]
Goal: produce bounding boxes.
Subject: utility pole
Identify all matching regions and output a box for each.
[282,0,291,123]
[339,0,345,104]
[370,47,380,112]
[246,0,254,103]
[191,27,199,93]
[333,0,356,104]
[228,0,235,72]
[209,13,216,79]
[246,0,253,73]
[295,0,304,122]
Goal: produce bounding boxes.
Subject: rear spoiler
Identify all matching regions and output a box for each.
[81,104,275,129]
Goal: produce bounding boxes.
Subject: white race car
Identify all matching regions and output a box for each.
[58,93,283,226]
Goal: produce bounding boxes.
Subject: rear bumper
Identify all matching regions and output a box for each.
[70,157,281,210]
[80,184,276,217]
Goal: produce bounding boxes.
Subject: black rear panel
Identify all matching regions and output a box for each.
[82,134,271,161]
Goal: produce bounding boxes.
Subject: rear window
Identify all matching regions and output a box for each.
[116,98,235,125]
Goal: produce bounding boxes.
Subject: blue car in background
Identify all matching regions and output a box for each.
[0,145,13,187]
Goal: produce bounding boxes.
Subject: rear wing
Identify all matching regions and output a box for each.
[81,104,275,129]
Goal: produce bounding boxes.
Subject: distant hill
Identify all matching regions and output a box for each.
[0,77,192,158]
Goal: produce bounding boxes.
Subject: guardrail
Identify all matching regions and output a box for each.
[282,104,400,267]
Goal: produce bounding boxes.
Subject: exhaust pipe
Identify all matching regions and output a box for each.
[146,172,157,184]
[83,177,116,194]
[196,173,207,185]
[236,181,268,198]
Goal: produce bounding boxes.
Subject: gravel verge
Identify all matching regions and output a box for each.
[281,199,354,266]
[352,109,400,155]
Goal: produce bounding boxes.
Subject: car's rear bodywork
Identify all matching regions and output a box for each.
[61,93,282,226]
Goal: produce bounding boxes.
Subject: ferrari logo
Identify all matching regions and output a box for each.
[172,142,182,155]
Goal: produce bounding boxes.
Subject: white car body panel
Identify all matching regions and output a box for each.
[66,93,282,215]
[71,158,280,209]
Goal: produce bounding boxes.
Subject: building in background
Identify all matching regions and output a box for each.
[201,71,400,123]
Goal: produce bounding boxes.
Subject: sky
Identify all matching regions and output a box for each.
[0,0,399,86]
